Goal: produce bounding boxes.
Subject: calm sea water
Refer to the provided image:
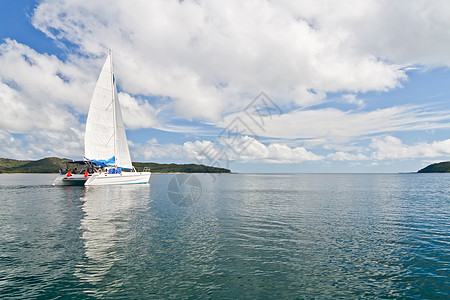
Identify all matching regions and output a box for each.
[0,173,449,299]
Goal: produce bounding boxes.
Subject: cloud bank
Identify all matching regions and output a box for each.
[31,0,416,120]
[130,135,450,166]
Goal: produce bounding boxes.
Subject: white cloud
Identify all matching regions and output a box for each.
[0,81,79,132]
[278,0,450,67]
[32,0,435,121]
[0,130,29,159]
[238,137,323,163]
[118,92,158,129]
[0,39,94,132]
[342,94,365,108]
[220,105,450,144]
[324,135,450,163]
[0,39,94,112]
[0,128,84,160]
[370,136,450,160]
[126,134,450,166]
[131,140,212,162]
[132,136,323,164]
[328,151,368,161]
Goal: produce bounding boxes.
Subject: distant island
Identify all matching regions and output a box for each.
[0,157,231,174]
[418,161,450,173]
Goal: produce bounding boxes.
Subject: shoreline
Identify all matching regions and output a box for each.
[0,172,232,175]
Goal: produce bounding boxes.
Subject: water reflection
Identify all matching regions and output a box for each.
[74,184,150,296]
[2,174,448,298]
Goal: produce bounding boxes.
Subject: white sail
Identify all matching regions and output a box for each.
[112,77,133,169]
[84,51,133,170]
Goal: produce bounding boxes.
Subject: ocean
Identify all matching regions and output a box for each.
[0,173,449,298]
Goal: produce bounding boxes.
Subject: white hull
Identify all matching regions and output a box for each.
[84,171,151,186]
[52,174,89,186]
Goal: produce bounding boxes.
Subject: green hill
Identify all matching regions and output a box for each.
[133,162,230,173]
[0,157,231,174]
[417,161,450,173]
[0,157,67,173]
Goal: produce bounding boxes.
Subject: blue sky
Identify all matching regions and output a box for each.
[1,0,450,173]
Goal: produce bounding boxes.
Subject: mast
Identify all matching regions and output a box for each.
[109,49,117,165]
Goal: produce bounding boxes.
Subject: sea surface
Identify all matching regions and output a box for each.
[0,173,449,299]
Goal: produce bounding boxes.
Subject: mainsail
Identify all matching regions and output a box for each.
[84,51,133,170]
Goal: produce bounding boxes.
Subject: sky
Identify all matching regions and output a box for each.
[1,0,450,173]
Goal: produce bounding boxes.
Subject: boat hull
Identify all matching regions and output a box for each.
[84,172,151,186]
[52,174,89,186]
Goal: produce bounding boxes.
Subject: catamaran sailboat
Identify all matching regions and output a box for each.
[53,50,151,186]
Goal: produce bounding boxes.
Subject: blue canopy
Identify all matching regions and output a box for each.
[85,157,132,170]
[85,156,115,167]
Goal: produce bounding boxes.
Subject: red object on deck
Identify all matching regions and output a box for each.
[66,171,72,177]
[84,171,89,178]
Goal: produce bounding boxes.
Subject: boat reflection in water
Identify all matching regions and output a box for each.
[74,184,150,296]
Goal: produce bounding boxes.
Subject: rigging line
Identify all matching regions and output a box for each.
[105,98,114,111]
[106,133,114,146]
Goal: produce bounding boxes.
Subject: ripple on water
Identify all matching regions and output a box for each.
[0,173,449,298]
